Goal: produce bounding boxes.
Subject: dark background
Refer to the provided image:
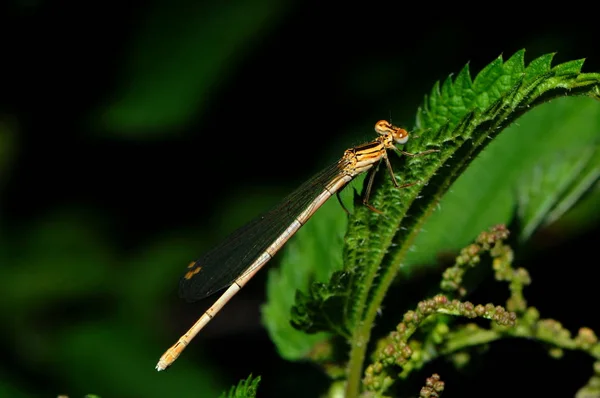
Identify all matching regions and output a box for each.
[1,1,599,397]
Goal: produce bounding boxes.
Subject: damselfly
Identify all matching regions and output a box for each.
[156,120,434,371]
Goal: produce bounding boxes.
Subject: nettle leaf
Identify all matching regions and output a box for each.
[290,270,352,337]
[262,198,348,359]
[304,50,599,335]
[342,51,599,395]
[219,374,261,398]
[268,51,600,387]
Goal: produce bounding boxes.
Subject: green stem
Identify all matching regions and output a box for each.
[345,321,373,397]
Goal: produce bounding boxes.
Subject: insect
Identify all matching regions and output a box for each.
[156,120,435,371]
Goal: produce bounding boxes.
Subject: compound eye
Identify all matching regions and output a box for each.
[395,132,409,145]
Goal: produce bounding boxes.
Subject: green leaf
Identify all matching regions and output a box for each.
[405,95,600,267]
[262,197,348,359]
[554,176,600,233]
[272,50,600,396]
[517,142,600,242]
[542,162,600,229]
[219,374,261,398]
[291,270,352,337]
[300,50,600,335]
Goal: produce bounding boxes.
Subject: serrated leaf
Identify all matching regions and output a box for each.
[348,53,600,339]
[275,51,600,395]
[524,53,555,79]
[259,51,599,398]
[416,50,527,132]
[337,50,599,395]
[219,374,261,398]
[290,270,352,337]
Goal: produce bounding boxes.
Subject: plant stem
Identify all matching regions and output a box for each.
[345,320,372,398]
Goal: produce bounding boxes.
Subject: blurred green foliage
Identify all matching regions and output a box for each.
[96,1,290,136]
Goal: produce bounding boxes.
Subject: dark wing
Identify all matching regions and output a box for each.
[178,158,350,302]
